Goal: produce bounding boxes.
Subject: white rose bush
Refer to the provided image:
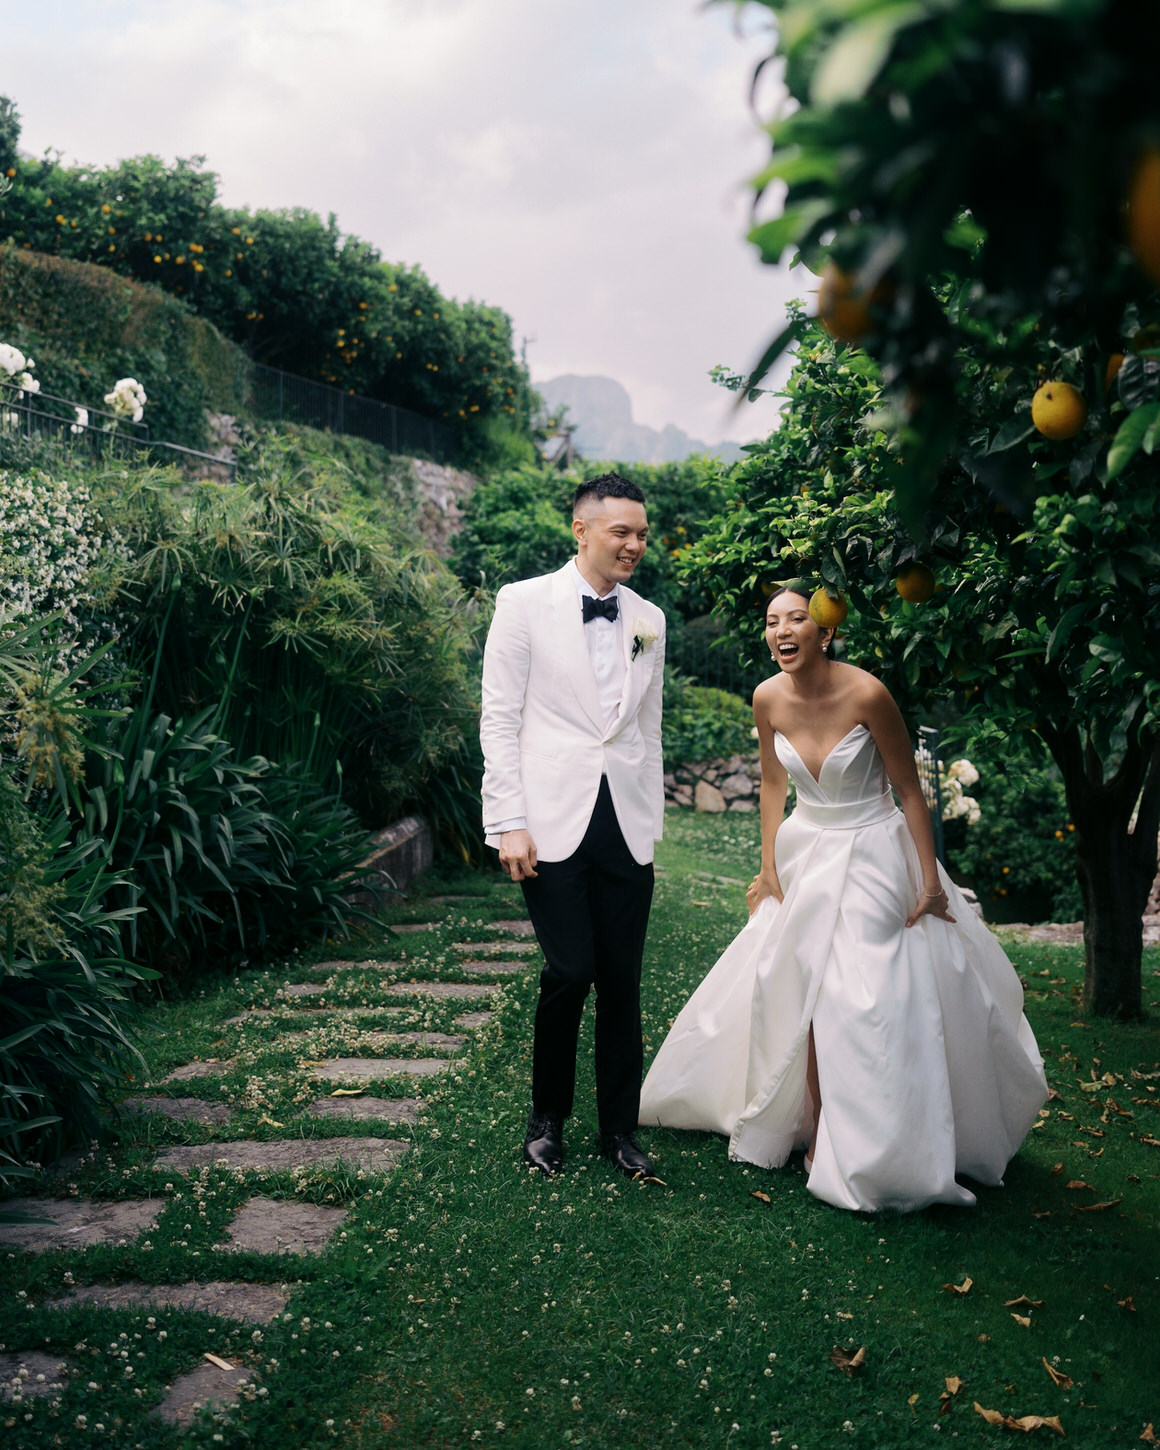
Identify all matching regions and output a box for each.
[103,376,147,424]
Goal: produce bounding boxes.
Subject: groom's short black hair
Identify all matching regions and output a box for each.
[572,472,646,514]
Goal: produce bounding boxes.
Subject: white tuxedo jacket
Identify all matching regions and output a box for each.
[480,562,666,865]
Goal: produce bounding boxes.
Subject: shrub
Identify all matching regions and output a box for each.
[944,732,1081,922]
[0,766,151,1181]
[662,672,754,767]
[75,707,372,979]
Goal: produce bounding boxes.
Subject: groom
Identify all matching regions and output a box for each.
[480,472,666,1179]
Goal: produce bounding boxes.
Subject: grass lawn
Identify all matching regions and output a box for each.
[2,809,1158,1448]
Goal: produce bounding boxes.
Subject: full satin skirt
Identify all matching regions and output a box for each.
[639,804,1048,1213]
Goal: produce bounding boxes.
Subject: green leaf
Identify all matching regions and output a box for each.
[1045,602,1086,663]
[812,3,925,106]
[1107,402,1160,480]
[987,418,1036,454]
[748,201,832,264]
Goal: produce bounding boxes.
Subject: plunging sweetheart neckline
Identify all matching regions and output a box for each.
[775,723,867,784]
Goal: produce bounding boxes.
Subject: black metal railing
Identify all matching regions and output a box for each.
[0,382,236,476]
[249,364,456,463]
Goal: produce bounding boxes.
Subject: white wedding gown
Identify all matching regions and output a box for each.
[639,725,1048,1212]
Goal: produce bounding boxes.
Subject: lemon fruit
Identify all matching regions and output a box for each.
[816,263,891,344]
[1031,381,1088,440]
[895,563,936,604]
[808,587,848,628]
[1127,146,1160,285]
[1105,353,1125,391]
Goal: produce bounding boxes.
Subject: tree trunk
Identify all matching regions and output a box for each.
[1043,724,1160,1021]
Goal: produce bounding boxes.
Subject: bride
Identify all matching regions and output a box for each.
[639,584,1048,1211]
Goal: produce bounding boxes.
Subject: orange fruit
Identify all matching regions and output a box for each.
[1031,381,1088,440]
[816,263,891,344]
[1105,353,1125,391]
[895,562,936,603]
[1127,146,1160,284]
[808,587,848,628]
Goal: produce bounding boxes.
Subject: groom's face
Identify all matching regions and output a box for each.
[573,497,650,595]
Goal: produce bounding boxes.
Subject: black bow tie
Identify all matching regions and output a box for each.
[582,594,618,624]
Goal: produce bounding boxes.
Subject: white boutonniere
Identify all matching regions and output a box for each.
[631,618,659,661]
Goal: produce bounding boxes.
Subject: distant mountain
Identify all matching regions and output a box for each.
[535,374,743,465]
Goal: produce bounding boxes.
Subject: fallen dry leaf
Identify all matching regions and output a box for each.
[1065,1180,1093,1191]
[830,1344,867,1377]
[1032,1210,1053,1220]
[1079,1127,1105,1138]
[1140,1423,1156,1443]
[1140,1135,1160,1147]
[1118,1296,1137,1312]
[908,1393,920,1412]
[1011,1313,1032,1328]
[256,1114,283,1128]
[974,1403,1065,1435]
[1005,1296,1045,1309]
[749,1190,771,1203]
[329,1087,364,1097]
[1051,1163,1065,1175]
[946,1376,964,1396]
[204,1352,235,1372]
[944,1276,973,1295]
[1042,1358,1073,1389]
[1076,1199,1122,1212]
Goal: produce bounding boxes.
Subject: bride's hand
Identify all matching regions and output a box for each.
[906,885,956,927]
[746,871,783,916]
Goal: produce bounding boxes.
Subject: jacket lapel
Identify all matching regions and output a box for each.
[612,587,645,731]
[550,563,604,733]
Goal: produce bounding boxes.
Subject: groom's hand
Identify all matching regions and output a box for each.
[499,829,538,882]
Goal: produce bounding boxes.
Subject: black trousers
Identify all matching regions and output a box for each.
[520,776,654,1134]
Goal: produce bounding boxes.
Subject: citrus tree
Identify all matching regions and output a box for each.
[688,315,1159,1019]
[739,0,1160,519]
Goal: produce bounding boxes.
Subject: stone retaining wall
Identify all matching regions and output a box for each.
[350,815,434,905]
[665,754,761,812]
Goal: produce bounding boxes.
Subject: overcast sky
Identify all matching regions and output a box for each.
[5,1,806,445]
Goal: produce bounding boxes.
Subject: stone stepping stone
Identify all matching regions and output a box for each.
[453,1010,493,1030]
[163,1059,232,1082]
[121,1096,232,1125]
[0,1351,70,1400]
[156,1359,256,1427]
[390,921,442,934]
[224,1006,404,1026]
[459,959,530,975]
[488,918,536,935]
[282,1029,466,1049]
[310,1057,450,1081]
[281,981,330,998]
[49,1280,290,1324]
[308,1095,424,1123]
[454,939,539,955]
[384,980,497,999]
[0,1198,161,1253]
[219,1196,347,1256]
[154,1136,408,1175]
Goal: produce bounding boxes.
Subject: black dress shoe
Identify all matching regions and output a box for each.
[523,1112,563,1176]
[600,1131,654,1179]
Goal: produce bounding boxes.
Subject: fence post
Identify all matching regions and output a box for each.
[916,725,946,865]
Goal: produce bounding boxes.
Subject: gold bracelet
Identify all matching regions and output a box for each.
[923,887,946,897]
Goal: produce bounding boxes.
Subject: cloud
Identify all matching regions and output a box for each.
[6,0,802,443]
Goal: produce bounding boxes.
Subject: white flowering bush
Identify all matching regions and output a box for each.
[103,376,147,423]
[0,341,40,400]
[0,469,106,631]
[916,752,982,825]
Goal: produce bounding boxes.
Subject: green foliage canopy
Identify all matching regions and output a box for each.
[686,315,1159,1016]
[740,0,1160,514]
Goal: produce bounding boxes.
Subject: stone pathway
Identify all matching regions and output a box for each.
[0,897,536,1434]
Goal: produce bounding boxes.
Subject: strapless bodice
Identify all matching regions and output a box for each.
[774,724,891,813]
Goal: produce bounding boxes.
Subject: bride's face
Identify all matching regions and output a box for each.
[765,591,828,670]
